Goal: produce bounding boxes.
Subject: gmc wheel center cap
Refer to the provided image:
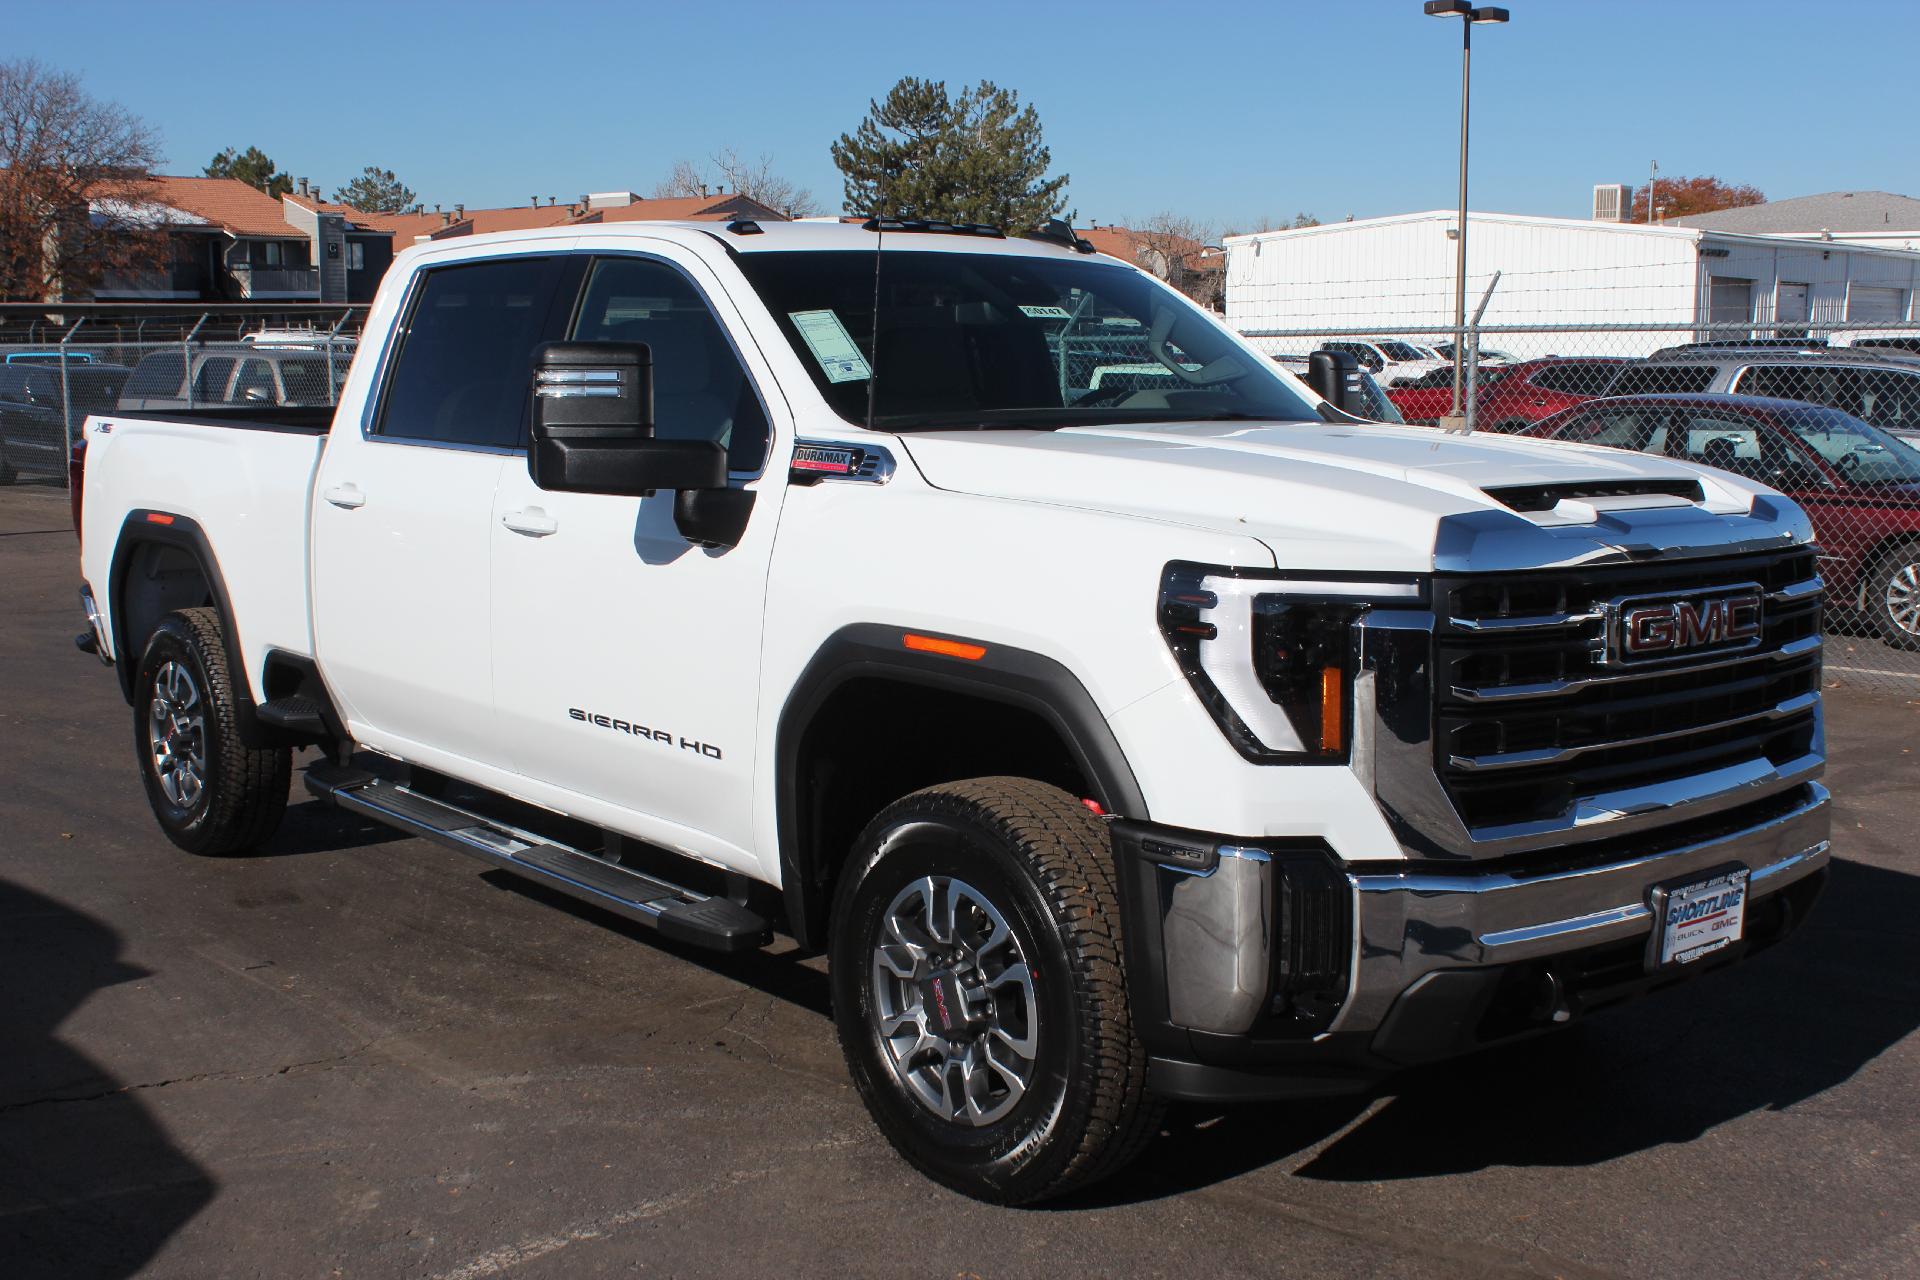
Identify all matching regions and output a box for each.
[919,971,976,1041]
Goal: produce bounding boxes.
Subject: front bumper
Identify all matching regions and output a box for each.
[1115,782,1831,1102]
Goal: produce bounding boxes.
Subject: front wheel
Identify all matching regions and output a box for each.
[133,608,291,855]
[829,778,1159,1204]
[1867,543,1920,650]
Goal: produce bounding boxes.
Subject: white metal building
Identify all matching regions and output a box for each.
[1224,210,1920,358]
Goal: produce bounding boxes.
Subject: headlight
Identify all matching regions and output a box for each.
[1158,563,1424,763]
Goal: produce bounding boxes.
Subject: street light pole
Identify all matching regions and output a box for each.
[1425,2,1508,428]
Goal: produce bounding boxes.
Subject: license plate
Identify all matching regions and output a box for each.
[1654,869,1749,967]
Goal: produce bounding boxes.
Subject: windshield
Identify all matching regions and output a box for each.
[1376,341,1429,362]
[733,249,1319,430]
[1779,407,1920,485]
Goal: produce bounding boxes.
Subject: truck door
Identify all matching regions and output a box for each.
[488,249,789,874]
[311,253,573,773]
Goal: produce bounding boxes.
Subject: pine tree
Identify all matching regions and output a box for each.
[205,146,292,199]
[831,78,1068,229]
[338,166,417,213]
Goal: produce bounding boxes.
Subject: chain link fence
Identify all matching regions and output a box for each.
[1236,318,1920,695]
[0,332,358,488]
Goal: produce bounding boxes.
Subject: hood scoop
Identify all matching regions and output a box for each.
[1484,477,1705,514]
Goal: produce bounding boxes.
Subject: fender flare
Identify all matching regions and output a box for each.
[107,510,266,746]
[773,623,1147,949]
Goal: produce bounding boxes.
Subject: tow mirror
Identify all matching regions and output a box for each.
[1306,348,1370,418]
[527,341,752,549]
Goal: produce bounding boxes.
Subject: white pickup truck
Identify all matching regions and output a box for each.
[73,217,1832,1204]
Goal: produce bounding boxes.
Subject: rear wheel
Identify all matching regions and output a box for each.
[0,448,16,485]
[133,608,290,854]
[830,778,1159,1204]
[1867,543,1920,650]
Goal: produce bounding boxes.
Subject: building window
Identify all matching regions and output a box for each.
[260,241,283,268]
[346,242,365,272]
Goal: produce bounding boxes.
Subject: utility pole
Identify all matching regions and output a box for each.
[1425,2,1509,430]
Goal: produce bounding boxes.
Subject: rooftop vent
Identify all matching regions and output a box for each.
[1592,183,1632,223]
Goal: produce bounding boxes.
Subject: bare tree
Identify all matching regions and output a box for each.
[1134,212,1222,309]
[0,59,166,300]
[652,148,818,217]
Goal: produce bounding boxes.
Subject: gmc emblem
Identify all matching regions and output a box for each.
[1614,591,1763,661]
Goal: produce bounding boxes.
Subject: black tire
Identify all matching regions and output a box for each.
[133,607,290,855]
[0,448,16,485]
[829,777,1159,1204]
[1866,542,1920,651]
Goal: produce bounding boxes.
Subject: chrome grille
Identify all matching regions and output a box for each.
[1433,549,1822,837]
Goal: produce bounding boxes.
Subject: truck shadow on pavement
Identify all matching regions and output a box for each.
[251,796,412,858]
[1083,857,1919,1202]
[0,880,216,1278]
[478,872,835,1018]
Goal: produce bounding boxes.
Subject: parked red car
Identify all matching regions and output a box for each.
[1386,357,1629,429]
[1524,393,1920,648]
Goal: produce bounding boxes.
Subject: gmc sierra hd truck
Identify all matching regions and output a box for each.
[73,217,1831,1204]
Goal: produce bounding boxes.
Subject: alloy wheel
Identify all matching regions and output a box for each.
[147,659,207,810]
[869,875,1039,1127]
[1887,560,1920,638]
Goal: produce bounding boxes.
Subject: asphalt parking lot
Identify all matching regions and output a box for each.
[2,479,1916,1280]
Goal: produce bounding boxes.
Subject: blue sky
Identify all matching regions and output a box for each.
[18,0,1919,230]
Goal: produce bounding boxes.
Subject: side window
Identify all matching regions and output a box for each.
[1680,414,1774,477]
[1611,363,1716,396]
[1738,364,1834,409]
[569,256,771,471]
[1552,407,1667,454]
[1563,363,1617,396]
[1529,366,1577,394]
[233,359,276,403]
[378,256,564,448]
[1857,370,1920,430]
[278,358,331,406]
[126,352,187,400]
[191,356,236,402]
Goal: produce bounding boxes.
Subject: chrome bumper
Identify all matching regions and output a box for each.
[1335,782,1831,1039]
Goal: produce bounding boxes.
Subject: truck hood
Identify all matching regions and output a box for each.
[898,419,1758,572]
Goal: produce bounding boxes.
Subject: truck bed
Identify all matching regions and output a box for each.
[79,408,331,692]
[105,404,336,434]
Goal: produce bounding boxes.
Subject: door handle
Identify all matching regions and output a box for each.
[502,506,558,537]
[323,483,366,509]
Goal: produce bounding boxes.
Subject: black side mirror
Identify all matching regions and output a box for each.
[529,341,723,495]
[527,341,753,549]
[1307,348,1370,418]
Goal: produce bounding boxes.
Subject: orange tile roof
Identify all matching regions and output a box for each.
[1077,225,1223,274]
[144,175,302,238]
[1077,226,1148,262]
[585,193,785,223]
[283,192,396,235]
[350,191,790,249]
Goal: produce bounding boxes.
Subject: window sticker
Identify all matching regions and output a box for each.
[1017,304,1072,320]
[789,309,872,383]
